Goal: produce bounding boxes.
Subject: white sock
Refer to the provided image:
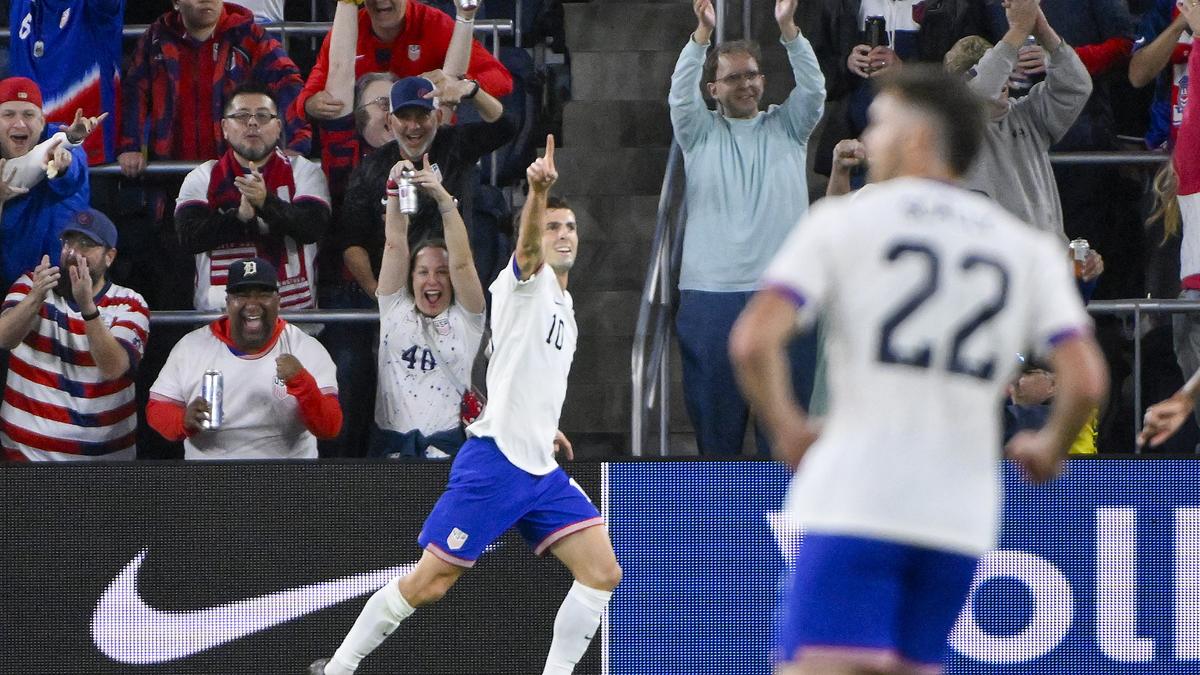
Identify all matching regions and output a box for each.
[325,578,416,675]
[542,581,613,675]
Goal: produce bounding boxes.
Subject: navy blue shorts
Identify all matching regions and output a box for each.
[777,533,978,670]
[417,437,604,567]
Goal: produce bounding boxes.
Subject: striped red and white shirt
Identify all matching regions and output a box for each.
[1,278,150,461]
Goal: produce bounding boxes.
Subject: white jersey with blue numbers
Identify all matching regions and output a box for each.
[763,178,1092,555]
[468,258,577,475]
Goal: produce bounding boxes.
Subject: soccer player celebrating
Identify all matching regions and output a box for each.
[310,135,621,675]
[730,66,1108,675]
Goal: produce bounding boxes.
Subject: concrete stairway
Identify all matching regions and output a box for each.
[554,0,809,456]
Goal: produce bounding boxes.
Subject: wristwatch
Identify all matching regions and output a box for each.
[463,79,480,100]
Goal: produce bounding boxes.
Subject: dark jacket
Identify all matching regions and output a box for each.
[339,116,517,276]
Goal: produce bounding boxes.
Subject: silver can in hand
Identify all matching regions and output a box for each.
[398,169,419,215]
[457,0,479,11]
[201,369,224,430]
[1069,238,1090,279]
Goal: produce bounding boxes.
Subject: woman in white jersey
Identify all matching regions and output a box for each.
[369,154,486,459]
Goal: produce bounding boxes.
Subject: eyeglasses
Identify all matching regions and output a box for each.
[357,96,390,113]
[60,234,101,251]
[224,111,279,125]
[715,70,764,86]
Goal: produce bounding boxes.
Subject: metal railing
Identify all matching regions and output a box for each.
[0,19,514,45]
[630,149,1177,457]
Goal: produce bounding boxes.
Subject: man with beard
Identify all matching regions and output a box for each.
[146,257,342,460]
[0,208,150,461]
[339,76,514,299]
[175,85,331,311]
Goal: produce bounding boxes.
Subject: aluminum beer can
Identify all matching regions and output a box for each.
[1069,238,1090,279]
[398,170,419,215]
[201,369,224,430]
[457,0,479,11]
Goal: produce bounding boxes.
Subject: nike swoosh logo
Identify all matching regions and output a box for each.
[91,549,417,664]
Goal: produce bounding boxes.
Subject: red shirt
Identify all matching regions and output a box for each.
[292,3,513,121]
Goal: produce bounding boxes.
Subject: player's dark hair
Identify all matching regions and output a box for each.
[702,40,762,85]
[874,65,985,177]
[546,195,572,211]
[223,82,277,115]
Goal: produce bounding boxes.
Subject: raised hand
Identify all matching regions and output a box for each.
[67,252,94,309]
[1179,0,1200,34]
[775,0,799,40]
[409,153,453,204]
[832,138,867,171]
[1003,0,1040,38]
[304,90,346,120]
[65,108,109,145]
[0,159,30,203]
[29,255,60,302]
[527,133,558,194]
[42,136,72,179]
[276,353,303,383]
[693,0,715,42]
[388,157,416,185]
[234,162,267,209]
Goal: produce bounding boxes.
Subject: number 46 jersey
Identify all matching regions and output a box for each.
[764,177,1091,556]
[468,257,577,476]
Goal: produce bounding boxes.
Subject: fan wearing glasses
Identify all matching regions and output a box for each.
[174,84,332,313]
[667,0,826,457]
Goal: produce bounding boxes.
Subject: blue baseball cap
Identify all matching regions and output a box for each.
[60,208,117,249]
[389,77,436,113]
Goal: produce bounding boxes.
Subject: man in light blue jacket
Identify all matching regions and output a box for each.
[669,0,824,455]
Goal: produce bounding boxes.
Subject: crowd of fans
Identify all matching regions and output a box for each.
[0,0,1193,459]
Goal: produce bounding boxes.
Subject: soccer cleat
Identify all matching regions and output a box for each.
[307,658,329,675]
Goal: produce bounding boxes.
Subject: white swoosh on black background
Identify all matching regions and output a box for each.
[90,549,417,664]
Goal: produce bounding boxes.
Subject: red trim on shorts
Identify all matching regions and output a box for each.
[533,517,606,556]
[424,542,477,568]
[1183,274,1200,291]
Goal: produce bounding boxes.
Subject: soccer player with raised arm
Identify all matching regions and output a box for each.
[310,135,621,675]
[730,66,1109,675]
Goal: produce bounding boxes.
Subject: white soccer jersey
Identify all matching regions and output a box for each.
[375,290,485,435]
[176,153,330,311]
[149,321,338,459]
[467,258,576,475]
[763,178,1091,555]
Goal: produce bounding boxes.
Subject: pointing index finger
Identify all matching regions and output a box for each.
[544,133,556,170]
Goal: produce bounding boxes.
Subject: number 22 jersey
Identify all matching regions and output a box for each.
[763,178,1091,555]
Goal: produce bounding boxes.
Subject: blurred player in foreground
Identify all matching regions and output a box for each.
[310,135,621,675]
[730,65,1108,675]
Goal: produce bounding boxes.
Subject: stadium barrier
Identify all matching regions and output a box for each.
[3,459,1194,673]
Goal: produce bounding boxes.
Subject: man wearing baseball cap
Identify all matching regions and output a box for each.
[0,207,151,461]
[0,76,107,292]
[147,257,342,460]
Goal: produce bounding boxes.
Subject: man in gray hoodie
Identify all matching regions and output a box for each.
[945,0,1091,242]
